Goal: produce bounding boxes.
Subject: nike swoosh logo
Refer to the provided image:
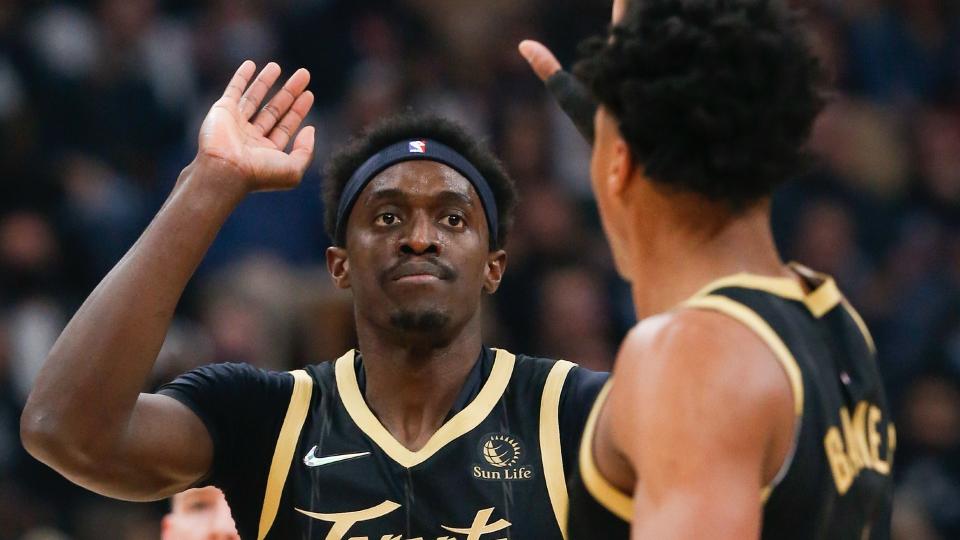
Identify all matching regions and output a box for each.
[303,446,371,467]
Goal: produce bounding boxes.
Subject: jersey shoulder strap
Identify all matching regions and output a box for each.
[257,369,314,540]
[540,359,577,539]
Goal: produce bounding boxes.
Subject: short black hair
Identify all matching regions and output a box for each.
[574,0,826,209]
[323,112,518,249]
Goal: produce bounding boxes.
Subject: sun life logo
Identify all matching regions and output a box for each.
[482,434,521,468]
[473,433,534,481]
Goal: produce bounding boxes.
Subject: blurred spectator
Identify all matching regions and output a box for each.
[535,267,615,372]
[894,374,960,539]
[914,108,960,221]
[0,211,67,402]
[161,487,238,540]
[0,0,958,537]
[845,0,960,105]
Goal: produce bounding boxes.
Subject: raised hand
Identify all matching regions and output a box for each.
[518,40,563,82]
[197,61,316,193]
[518,40,596,143]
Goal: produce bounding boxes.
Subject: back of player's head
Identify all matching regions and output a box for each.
[324,112,518,249]
[575,0,826,209]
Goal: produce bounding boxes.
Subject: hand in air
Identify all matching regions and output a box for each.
[518,40,563,82]
[518,40,596,143]
[197,61,316,192]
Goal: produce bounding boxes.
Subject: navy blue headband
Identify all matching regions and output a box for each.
[334,139,500,247]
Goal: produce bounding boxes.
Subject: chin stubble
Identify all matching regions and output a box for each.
[389,310,450,332]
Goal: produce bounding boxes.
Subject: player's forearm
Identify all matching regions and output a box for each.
[21,157,246,466]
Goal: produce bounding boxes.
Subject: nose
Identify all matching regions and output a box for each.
[399,212,440,256]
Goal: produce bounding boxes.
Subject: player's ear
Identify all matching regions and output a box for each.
[483,249,508,294]
[604,114,634,198]
[326,246,351,289]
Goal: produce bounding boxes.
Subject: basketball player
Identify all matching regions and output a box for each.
[162,487,239,540]
[524,0,895,538]
[20,62,606,539]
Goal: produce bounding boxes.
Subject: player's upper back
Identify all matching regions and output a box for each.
[690,264,894,538]
[567,264,894,539]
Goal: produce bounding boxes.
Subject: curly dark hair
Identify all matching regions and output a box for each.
[574,0,826,208]
[323,112,518,249]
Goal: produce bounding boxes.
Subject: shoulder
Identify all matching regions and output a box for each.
[608,308,793,457]
[156,363,312,428]
[615,307,786,393]
[507,349,608,395]
[160,362,297,397]
[510,352,607,388]
[509,351,559,371]
[155,364,311,492]
[509,351,609,442]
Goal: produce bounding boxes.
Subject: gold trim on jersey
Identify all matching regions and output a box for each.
[335,348,517,468]
[841,298,877,354]
[690,273,805,302]
[791,262,875,353]
[788,262,844,317]
[577,268,853,522]
[683,294,804,503]
[579,294,808,521]
[684,295,804,416]
[579,381,633,522]
[258,369,314,540]
[540,360,577,538]
[689,263,844,319]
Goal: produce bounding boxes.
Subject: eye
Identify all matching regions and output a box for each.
[443,214,465,228]
[186,501,213,513]
[375,213,400,226]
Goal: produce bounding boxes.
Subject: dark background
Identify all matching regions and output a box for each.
[0,0,958,538]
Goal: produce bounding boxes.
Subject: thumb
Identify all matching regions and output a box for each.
[288,125,316,178]
[518,40,562,82]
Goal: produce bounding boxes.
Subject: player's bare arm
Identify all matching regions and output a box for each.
[20,61,315,502]
[604,309,795,539]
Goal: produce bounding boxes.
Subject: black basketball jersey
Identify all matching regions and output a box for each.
[253,348,590,540]
[567,266,895,539]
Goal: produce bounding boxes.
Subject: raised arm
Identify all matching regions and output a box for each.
[20,61,315,501]
[607,310,795,539]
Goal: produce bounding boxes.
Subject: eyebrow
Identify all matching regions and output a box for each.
[363,187,476,208]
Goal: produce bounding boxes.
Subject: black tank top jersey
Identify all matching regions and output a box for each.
[254,348,591,540]
[567,266,895,540]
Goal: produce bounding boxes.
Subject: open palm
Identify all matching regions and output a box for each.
[198,61,316,192]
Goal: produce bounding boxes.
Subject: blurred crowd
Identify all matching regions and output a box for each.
[0,0,957,538]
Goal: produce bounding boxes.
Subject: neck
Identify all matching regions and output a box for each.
[625,195,793,319]
[354,312,484,451]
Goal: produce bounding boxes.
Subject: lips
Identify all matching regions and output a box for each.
[388,260,454,282]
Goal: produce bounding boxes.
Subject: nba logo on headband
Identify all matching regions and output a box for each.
[409,140,427,153]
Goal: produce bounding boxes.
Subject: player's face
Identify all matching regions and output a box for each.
[161,487,239,540]
[330,160,506,337]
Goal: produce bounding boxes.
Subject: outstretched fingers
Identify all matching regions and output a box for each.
[221,61,257,103]
[238,63,282,119]
[268,89,314,151]
[253,68,311,136]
